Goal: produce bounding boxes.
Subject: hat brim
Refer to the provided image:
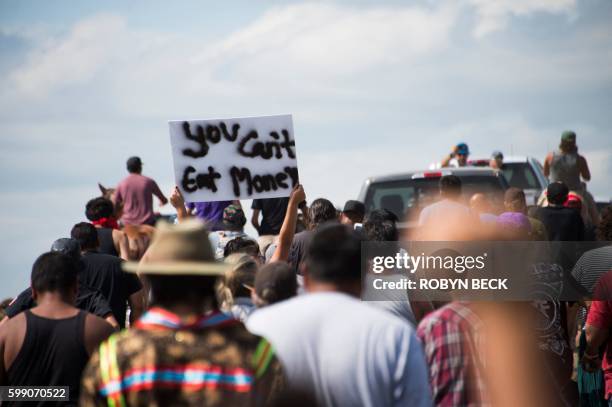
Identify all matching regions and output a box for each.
[123,260,228,276]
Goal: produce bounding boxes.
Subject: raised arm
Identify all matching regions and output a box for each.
[270,185,306,263]
[441,145,459,168]
[169,186,190,223]
[578,155,591,181]
[251,209,261,232]
[152,181,168,206]
[128,288,146,325]
[543,152,553,177]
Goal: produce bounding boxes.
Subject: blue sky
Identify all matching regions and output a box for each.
[0,0,611,299]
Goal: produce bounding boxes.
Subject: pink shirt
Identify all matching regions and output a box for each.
[587,271,612,397]
[115,174,164,225]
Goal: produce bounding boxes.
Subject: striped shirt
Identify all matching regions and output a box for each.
[572,245,612,326]
[80,308,284,407]
[572,246,612,295]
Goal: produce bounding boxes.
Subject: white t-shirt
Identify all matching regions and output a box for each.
[418,198,471,226]
[246,292,432,407]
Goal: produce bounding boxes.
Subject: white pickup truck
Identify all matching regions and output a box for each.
[357,167,509,231]
[468,156,548,206]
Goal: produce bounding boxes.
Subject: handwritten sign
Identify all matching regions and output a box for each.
[169,115,299,202]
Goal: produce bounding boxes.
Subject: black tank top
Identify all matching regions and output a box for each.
[7,310,89,406]
[97,227,119,256]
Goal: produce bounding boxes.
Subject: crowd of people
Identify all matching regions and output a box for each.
[0,131,610,407]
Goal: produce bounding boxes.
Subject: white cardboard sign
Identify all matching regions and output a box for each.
[169,114,298,202]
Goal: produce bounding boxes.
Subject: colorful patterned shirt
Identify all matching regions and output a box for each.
[80,307,284,407]
[416,302,489,407]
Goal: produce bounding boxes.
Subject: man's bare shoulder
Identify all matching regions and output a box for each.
[84,313,115,351]
[0,312,26,353]
[0,313,25,336]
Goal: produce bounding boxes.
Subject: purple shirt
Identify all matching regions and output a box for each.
[115,174,164,225]
[187,201,232,231]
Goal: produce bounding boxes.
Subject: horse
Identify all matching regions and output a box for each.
[98,183,156,260]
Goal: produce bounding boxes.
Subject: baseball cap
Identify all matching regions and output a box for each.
[561,131,576,144]
[50,238,81,261]
[342,200,365,217]
[547,182,569,205]
[223,204,246,228]
[491,150,504,160]
[456,143,470,155]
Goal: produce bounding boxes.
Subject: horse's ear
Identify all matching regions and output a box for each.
[98,183,107,195]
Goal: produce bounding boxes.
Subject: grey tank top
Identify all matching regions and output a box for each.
[550,151,581,190]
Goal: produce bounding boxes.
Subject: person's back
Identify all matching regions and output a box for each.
[81,308,281,407]
[187,201,232,231]
[287,198,337,275]
[116,173,160,225]
[545,131,590,193]
[252,197,289,236]
[248,224,431,407]
[417,302,488,406]
[248,291,428,406]
[536,206,584,241]
[504,187,549,241]
[527,216,549,241]
[79,220,284,406]
[72,223,143,328]
[96,227,119,256]
[4,310,89,403]
[287,229,313,275]
[536,182,585,241]
[0,252,113,405]
[418,176,472,241]
[572,208,612,294]
[81,251,141,327]
[85,197,126,258]
[115,157,167,226]
[550,151,582,191]
[419,198,471,226]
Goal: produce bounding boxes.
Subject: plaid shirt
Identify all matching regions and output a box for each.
[416,302,489,407]
[80,307,284,407]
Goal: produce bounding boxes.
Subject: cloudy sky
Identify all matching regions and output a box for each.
[0,0,610,298]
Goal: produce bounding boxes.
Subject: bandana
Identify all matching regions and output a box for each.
[92,217,120,230]
[135,307,238,331]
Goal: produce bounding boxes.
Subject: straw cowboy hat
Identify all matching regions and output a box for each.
[123,219,227,276]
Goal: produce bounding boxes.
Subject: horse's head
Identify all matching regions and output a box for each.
[98,183,115,200]
[98,183,122,219]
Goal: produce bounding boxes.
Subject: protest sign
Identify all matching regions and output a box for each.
[169,114,299,202]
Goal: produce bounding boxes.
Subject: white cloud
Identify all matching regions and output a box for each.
[1,0,599,121]
[467,0,577,37]
[2,3,458,113]
[208,3,456,78]
[10,14,128,96]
